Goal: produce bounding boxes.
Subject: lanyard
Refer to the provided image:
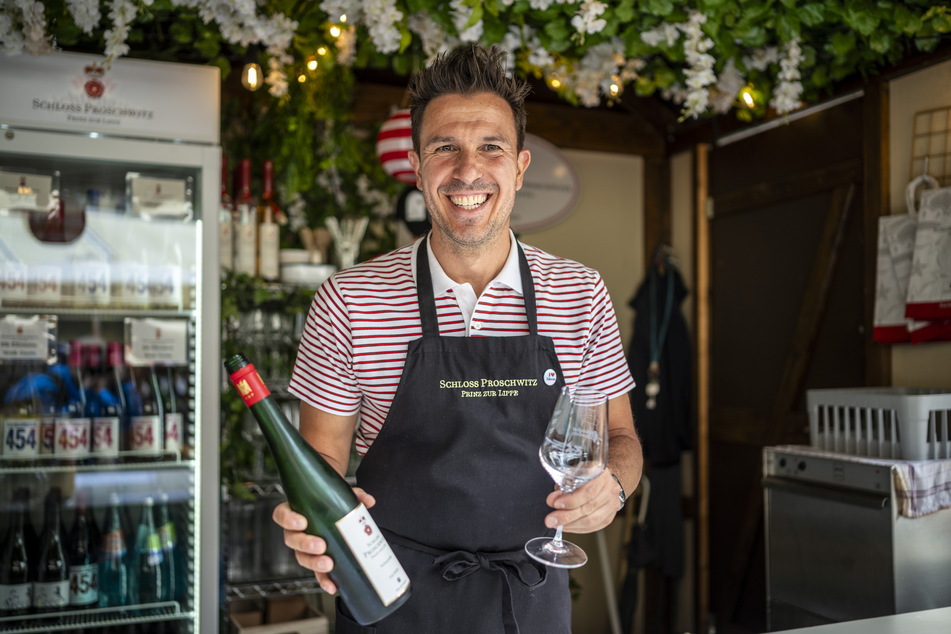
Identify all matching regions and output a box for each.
[645,262,674,410]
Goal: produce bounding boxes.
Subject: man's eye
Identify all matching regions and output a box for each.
[483,144,501,151]
[435,145,456,152]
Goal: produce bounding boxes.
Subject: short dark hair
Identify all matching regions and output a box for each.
[407,45,531,153]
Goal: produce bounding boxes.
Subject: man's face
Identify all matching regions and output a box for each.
[408,92,531,254]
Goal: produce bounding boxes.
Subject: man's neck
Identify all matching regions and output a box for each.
[430,231,511,297]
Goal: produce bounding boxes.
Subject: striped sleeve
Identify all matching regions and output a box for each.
[525,245,635,400]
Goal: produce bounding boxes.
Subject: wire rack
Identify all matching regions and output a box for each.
[911,106,951,187]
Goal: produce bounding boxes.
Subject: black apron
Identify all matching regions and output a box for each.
[337,238,570,634]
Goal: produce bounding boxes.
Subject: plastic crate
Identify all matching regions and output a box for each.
[807,387,951,460]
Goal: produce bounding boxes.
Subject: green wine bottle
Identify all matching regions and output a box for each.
[224,353,411,625]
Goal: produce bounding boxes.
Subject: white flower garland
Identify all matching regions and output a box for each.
[710,58,745,114]
[5,0,52,55]
[321,0,402,55]
[103,0,140,62]
[571,1,607,36]
[407,12,453,60]
[0,0,297,92]
[642,11,719,120]
[451,0,484,44]
[679,10,717,119]
[67,0,101,36]
[533,37,643,107]
[0,0,811,117]
[770,37,803,115]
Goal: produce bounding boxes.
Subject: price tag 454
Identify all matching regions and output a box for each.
[3,418,39,458]
[54,418,91,458]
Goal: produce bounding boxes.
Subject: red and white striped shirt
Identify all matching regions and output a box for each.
[288,235,635,454]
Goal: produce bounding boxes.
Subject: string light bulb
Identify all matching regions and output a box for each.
[241,62,263,91]
[608,75,622,98]
[547,75,562,90]
[317,46,328,56]
[740,86,756,108]
[329,25,342,38]
[307,57,318,71]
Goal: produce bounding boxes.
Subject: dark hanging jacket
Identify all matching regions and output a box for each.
[627,262,693,467]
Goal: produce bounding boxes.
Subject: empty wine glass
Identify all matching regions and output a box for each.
[525,386,608,568]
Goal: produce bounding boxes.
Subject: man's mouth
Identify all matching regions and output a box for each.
[448,194,489,210]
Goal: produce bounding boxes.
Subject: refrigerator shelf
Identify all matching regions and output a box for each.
[0,306,197,319]
[0,455,195,475]
[0,601,189,633]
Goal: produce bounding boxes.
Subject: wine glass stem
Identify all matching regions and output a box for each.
[552,524,566,550]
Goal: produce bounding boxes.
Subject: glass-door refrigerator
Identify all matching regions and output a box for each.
[0,51,220,633]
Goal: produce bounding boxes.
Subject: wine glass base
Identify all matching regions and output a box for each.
[524,536,588,568]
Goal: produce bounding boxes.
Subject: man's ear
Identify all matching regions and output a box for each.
[408,150,422,189]
[515,149,531,191]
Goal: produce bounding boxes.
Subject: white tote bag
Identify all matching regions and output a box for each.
[873,214,913,343]
[906,187,951,322]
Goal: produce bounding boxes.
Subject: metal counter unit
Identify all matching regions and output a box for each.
[763,445,951,632]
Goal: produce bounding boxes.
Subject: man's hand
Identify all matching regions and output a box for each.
[543,469,621,534]
[272,488,377,595]
[544,393,642,534]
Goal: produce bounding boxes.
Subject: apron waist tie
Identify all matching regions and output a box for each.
[385,531,548,634]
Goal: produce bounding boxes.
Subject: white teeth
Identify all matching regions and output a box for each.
[449,194,488,209]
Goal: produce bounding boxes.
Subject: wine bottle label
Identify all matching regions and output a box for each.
[68,563,99,606]
[74,262,111,306]
[160,522,178,548]
[144,533,164,567]
[0,262,28,303]
[148,265,183,309]
[228,364,270,406]
[335,503,410,607]
[0,583,32,610]
[2,418,40,459]
[259,224,280,280]
[92,416,120,458]
[103,529,127,557]
[27,264,61,305]
[39,418,56,456]
[234,222,257,276]
[54,417,91,458]
[33,579,69,608]
[131,415,163,454]
[164,412,183,453]
[117,263,151,307]
[219,217,234,271]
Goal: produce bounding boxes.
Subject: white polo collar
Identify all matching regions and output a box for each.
[411,230,524,298]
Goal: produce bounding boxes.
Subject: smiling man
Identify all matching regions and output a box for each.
[275,44,643,633]
[411,90,528,279]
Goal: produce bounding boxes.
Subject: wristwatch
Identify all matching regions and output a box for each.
[610,473,626,512]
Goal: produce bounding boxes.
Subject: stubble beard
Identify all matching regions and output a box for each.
[425,188,515,257]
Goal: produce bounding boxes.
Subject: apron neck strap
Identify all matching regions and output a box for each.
[416,235,539,336]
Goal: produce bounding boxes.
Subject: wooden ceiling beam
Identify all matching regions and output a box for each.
[525,100,665,156]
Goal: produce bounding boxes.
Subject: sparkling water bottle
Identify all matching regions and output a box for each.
[99,492,130,607]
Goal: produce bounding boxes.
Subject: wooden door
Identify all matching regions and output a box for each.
[702,95,885,633]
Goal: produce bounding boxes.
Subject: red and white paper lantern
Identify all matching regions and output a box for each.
[376,109,416,185]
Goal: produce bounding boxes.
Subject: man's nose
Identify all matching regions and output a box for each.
[453,149,483,183]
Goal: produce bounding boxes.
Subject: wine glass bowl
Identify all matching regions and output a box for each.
[525,386,608,568]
